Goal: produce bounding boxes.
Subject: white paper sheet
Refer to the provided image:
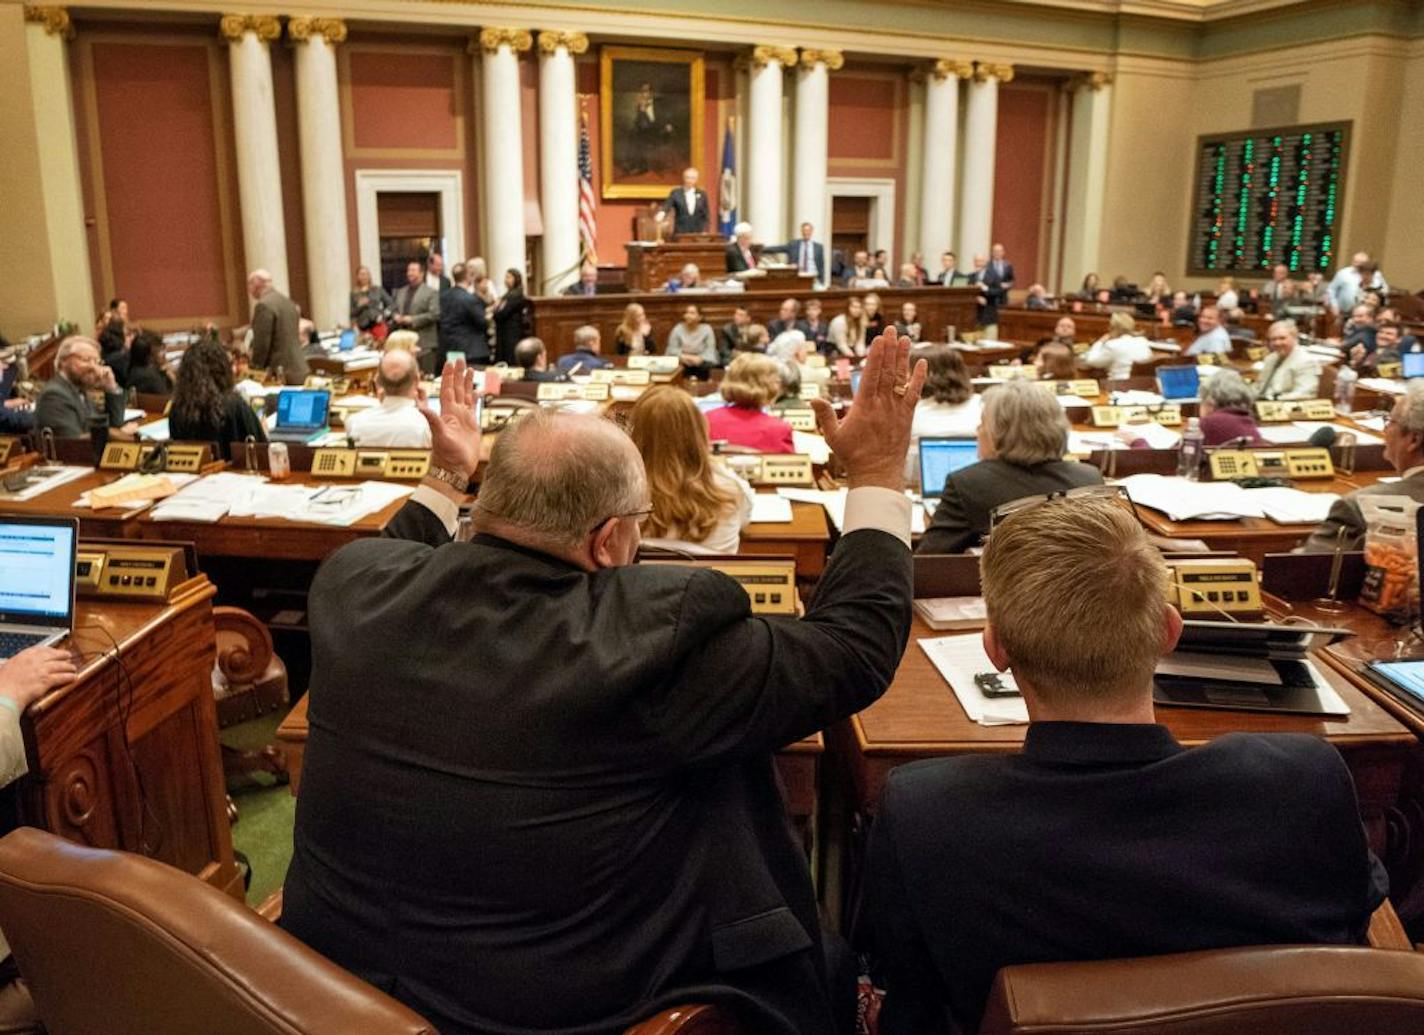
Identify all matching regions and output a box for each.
[1109,390,1166,406]
[1256,422,1382,446]
[918,635,1029,726]
[1120,474,1266,521]
[148,471,265,522]
[1240,486,1339,525]
[138,417,170,441]
[1357,378,1405,397]
[792,430,830,465]
[749,494,793,524]
[122,408,146,423]
[777,487,848,531]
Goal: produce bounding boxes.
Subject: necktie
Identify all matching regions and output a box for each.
[800,243,811,273]
[400,289,413,315]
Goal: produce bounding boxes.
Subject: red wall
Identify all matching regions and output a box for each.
[80,35,236,324]
[991,80,1056,287]
[828,66,909,263]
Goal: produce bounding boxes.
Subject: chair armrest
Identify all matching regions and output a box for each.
[213,606,275,685]
[623,1003,740,1034]
[255,888,283,923]
[1368,899,1412,951]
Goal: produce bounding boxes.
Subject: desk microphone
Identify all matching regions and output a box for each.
[1307,425,1337,448]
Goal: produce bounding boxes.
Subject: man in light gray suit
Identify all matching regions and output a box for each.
[247,269,306,385]
[392,260,441,374]
[1301,380,1424,552]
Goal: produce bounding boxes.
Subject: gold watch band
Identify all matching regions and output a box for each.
[425,464,470,494]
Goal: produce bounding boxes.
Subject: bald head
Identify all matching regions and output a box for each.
[474,411,646,553]
[376,348,419,398]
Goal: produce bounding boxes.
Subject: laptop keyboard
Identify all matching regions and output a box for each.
[0,631,47,660]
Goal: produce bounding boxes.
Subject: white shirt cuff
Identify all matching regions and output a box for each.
[411,484,460,538]
[843,486,912,549]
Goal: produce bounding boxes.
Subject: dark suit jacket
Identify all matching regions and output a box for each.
[917,458,1102,554]
[863,722,1388,1033]
[662,187,710,235]
[249,288,306,384]
[934,269,965,287]
[33,375,125,439]
[562,281,599,297]
[438,286,489,363]
[768,318,812,339]
[725,242,758,273]
[967,265,1011,327]
[765,240,825,281]
[280,500,912,1035]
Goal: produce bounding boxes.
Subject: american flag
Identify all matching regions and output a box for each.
[578,106,598,264]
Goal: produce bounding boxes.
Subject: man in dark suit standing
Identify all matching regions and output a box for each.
[437,262,488,365]
[657,166,710,235]
[866,493,1387,1034]
[965,251,1008,336]
[725,222,758,273]
[281,339,927,1035]
[246,268,306,384]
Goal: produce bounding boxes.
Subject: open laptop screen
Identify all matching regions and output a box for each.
[1156,364,1201,401]
[276,389,330,430]
[919,437,979,499]
[0,517,77,628]
[1403,352,1424,379]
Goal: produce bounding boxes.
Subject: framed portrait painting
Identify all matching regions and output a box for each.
[600,45,705,200]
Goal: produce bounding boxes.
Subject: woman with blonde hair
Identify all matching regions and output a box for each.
[1083,310,1153,380]
[614,302,657,356]
[828,296,869,357]
[704,352,795,453]
[630,387,754,554]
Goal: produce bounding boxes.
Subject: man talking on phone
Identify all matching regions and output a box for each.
[281,339,927,1034]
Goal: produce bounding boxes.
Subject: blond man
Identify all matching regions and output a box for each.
[866,495,1387,1034]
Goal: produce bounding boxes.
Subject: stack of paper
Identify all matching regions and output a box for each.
[1120,474,1265,520]
[149,472,264,522]
[919,635,1029,725]
[1241,486,1339,524]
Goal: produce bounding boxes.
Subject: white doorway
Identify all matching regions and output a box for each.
[825,177,896,270]
[354,170,464,289]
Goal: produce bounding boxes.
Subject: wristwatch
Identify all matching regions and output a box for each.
[425,464,470,494]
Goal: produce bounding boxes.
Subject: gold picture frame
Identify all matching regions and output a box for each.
[599,45,705,201]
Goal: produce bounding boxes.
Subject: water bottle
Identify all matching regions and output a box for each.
[1178,417,1204,480]
[1334,365,1358,414]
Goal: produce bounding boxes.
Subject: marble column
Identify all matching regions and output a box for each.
[537,31,587,295]
[221,14,288,292]
[957,62,1013,265]
[476,27,532,290]
[22,5,92,326]
[791,48,840,281]
[743,45,796,242]
[1061,72,1115,293]
[918,59,972,267]
[289,17,350,328]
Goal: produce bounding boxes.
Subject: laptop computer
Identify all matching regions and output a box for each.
[268,388,331,444]
[1402,351,1424,379]
[1156,364,1201,402]
[919,437,980,502]
[0,516,77,660]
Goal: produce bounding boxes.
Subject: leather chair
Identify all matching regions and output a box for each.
[623,1004,741,1034]
[0,828,437,1034]
[979,944,1424,1034]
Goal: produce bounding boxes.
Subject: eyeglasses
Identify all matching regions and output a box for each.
[589,505,654,534]
[988,484,1137,530]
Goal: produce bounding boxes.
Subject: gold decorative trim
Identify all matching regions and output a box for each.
[475,27,533,54]
[537,30,589,55]
[973,61,1015,83]
[1067,70,1114,91]
[799,48,844,71]
[288,17,347,46]
[930,58,975,81]
[219,14,281,43]
[23,6,73,39]
[737,44,798,71]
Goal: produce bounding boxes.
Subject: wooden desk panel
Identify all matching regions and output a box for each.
[626,240,729,292]
[999,306,1325,348]
[740,501,830,579]
[0,469,148,539]
[844,615,1414,854]
[532,286,978,360]
[20,580,241,898]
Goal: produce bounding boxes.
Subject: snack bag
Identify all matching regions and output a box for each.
[1358,495,1421,623]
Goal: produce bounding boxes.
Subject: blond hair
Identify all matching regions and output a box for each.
[721,352,782,409]
[630,387,736,542]
[1106,311,1137,338]
[982,379,1068,465]
[384,330,420,353]
[981,497,1168,703]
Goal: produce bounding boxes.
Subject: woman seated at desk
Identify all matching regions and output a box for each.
[906,345,981,486]
[666,303,719,379]
[169,338,266,461]
[704,352,795,454]
[614,303,657,356]
[125,331,173,398]
[1198,368,1267,446]
[631,387,754,555]
[1083,310,1154,380]
[917,379,1102,554]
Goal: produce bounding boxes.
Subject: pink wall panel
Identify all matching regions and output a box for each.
[828,76,897,161]
[349,51,458,151]
[992,84,1053,285]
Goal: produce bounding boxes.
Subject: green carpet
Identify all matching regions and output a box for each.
[223,707,297,906]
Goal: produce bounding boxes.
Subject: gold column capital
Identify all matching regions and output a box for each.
[474,27,533,54]
[929,58,974,81]
[737,45,798,71]
[973,62,1015,84]
[1068,70,1114,92]
[220,14,282,43]
[537,31,589,55]
[22,5,73,39]
[288,16,347,46]
[799,48,844,71]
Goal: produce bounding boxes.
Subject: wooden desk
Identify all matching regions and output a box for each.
[999,306,1325,348]
[842,615,1415,855]
[0,468,149,539]
[626,238,729,292]
[20,578,241,898]
[740,501,831,579]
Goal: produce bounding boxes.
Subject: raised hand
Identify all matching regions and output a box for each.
[810,333,927,491]
[417,358,481,480]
